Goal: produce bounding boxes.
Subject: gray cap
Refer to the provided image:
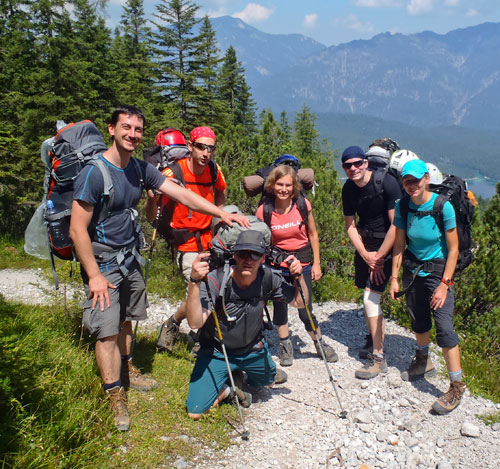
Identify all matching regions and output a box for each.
[233,230,266,254]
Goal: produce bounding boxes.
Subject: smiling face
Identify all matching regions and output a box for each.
[402,173,429,198]
[273,174,294,202]
[342,157,368,183]
[108,113,144,154]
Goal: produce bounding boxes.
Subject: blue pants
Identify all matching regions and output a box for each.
[186,343,276,415]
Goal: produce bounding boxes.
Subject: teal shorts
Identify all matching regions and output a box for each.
[186,342,276,415]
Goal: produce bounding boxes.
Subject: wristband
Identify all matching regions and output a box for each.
[189,276,202,284]
[441,277,454,287]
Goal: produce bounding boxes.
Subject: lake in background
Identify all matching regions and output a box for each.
[465,177,498,200]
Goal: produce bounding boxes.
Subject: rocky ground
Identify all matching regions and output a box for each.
[1,269,499,469]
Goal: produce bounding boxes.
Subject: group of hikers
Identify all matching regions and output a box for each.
[68,104,466,432]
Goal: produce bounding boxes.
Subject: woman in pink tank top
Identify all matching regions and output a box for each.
[256,165,338,367]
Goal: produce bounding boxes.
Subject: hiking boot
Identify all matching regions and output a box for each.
[355,353,388,380]
[190,342,201,358]
[279,339,294,367]
[432,381,466,415]
[105,386,130,431]
[232,370,252,408]
[157,315,180,352]
[314,339,338,363]
[121,361,158,392]
[274,368,288,384]
[401,350,437,382]
[359,334,373,359]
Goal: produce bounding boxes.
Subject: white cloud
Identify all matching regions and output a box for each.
[444,0,460,6]
[304,13,318,29]
[203,8,228,17]
[333,14,375,34]
[233,3,273,23]
[354,0,402,7]
[407,0,435,16]
[466,8,478,16]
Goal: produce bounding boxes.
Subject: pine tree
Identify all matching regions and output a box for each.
[190,16,226,131]
[110,0,159,120]
[218,46,256,132]
[152,0,201,123]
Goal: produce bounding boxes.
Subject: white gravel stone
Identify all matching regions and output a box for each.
[461,421,480,438]
[3,268,500,469]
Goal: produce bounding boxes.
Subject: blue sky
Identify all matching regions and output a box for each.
[106,0,500,46]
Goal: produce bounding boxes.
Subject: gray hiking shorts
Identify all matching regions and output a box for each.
[82,263,148,340]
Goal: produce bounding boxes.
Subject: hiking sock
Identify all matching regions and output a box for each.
[103,380,122,391]
[121,354,132,363]
[449,369,463,382]
[416,344,429,355]
[279,335,290,343]
[373,352,384,359]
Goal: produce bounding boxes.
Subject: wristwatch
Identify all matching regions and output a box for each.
[189,276,202,284]
[441,277,454,287]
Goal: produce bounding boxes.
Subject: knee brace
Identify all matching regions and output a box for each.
[363,290,382,318]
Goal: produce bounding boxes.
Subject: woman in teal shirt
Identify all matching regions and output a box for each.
[390,159,465,415]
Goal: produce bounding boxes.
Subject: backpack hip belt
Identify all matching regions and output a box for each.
[269,243,313,265]
[92,238,146,276]
[395,250,448,298]
[358,227,386,239]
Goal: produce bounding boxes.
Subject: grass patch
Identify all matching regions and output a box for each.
[0,298,236,467]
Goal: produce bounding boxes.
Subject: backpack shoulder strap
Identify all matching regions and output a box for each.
[399,195,411,230]
[295,194,310,232]
[88,157,115,225]
[261,265,275,298]
[373,169,386,197]
[208,160,218,185]
[432,194,446,233]
[262,195,274,228]
[167,160,185,187]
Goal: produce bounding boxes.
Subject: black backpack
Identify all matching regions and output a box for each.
[399,174,475,272]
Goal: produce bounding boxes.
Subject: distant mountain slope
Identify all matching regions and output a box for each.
[236,22,500,131]
[210,16,326,89]
[315,112,500,180]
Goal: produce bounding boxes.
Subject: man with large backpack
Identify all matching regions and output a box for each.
[70,106,247,431]
[184,230,307,419]
[144,126,227,353]
[341,145,402,380]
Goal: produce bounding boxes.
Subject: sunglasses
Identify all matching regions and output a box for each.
[192,141,216,153]
[236,250,262,260]
[342,159,366,170]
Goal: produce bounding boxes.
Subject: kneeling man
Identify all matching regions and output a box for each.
[185,230,308,419]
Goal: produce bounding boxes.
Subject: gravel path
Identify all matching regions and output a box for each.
[2,269,499,469]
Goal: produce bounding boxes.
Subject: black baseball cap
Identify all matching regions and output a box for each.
[233,230,266,254]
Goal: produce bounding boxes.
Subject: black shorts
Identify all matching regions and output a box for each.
[354,251,392,292]
[403,268,458,349]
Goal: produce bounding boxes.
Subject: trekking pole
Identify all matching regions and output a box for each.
[293,274,348,419]
[131,200,161,356]
[204,278,250,440]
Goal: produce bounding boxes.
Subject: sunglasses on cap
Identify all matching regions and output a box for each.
[236,250,262,260]
[342,159,366,170]
[192,141,216,153]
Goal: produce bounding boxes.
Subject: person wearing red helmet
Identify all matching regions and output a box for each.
[145,126,229,353]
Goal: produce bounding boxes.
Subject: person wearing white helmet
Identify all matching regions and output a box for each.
[425,162,444,185]
[389,149,419,175]
[341,145,403,380]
